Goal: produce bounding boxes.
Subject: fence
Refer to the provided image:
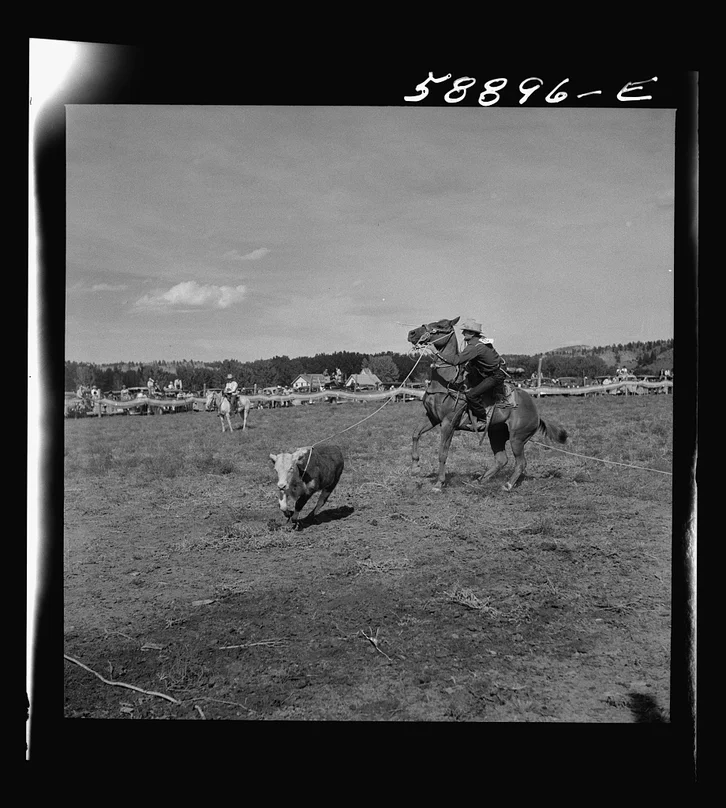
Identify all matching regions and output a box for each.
[66,380,673,418]
[66,387,427,416]
[528,380,673,396]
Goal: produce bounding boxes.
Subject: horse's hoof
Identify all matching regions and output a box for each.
[432,484,443,493]
[502,482,513,492]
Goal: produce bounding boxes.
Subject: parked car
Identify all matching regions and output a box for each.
[64,392,89,418]
[124,387,151,415]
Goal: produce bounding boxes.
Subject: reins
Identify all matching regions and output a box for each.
[414,329,467,399]
[418,327,458,366]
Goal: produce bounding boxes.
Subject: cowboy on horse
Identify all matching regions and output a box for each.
[448,318,508,432]
[223,373,240,412]
[406,315,566,491]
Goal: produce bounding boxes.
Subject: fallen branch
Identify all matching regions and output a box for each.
[64,653,181,705]
[218,639,287,650]
[360,627,392,661]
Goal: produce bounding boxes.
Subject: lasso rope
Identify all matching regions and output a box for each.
[309,352,426,449]
[299,351,427,474]
[529,439,673,476]
[296,338,672,481]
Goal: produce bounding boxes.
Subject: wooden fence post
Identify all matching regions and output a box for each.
[536,357,543,398]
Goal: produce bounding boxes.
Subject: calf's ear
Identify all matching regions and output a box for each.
[450,316,460,326]
[269,453,277,463]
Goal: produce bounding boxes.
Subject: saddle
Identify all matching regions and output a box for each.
[458,382,518,433]
[467,380,518,409]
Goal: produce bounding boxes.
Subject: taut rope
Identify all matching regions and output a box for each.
[299,352,427,475]
[529,440,673,476]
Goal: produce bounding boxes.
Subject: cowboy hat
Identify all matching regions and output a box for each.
[458,318,483,335]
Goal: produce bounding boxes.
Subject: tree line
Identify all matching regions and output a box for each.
[65,340,674,393]
[64,351,435,394]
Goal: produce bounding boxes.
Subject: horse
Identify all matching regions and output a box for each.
[406,316,568,491]
[212,391,251,432]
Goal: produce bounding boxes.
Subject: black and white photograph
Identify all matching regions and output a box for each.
[29,45,696,771]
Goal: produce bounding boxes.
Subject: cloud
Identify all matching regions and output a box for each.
[132,281,247,312]
[223,247,270,261]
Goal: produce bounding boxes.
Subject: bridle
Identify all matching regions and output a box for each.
[411,324,468,399]
[413,324,458,366]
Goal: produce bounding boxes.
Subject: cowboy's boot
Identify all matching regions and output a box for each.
[466,398,490,432]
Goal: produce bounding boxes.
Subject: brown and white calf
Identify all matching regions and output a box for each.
[269,445,344,526]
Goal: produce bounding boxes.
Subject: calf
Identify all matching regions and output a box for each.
[269,445,344,526]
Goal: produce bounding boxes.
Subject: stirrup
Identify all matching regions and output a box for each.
[459,422,486,433]
[463,411,487,431]
[473,414,488,431]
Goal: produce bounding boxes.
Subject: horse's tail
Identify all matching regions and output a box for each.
[537,417,568,444]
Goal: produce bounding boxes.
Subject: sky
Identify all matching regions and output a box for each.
[63,100,675,364]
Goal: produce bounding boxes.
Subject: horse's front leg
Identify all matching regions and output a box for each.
[433,416,459,491]
[412,413,437,475]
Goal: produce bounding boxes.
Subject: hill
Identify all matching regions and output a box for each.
[540,339,673,374]
[545,345,593,356]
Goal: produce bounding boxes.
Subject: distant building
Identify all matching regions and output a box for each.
[345,370,382,390]
[290,373,329,392]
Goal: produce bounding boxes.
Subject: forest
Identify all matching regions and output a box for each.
[64,339,674,393]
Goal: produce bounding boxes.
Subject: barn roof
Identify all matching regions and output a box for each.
[345,371,382,387]
[291,373,329,385]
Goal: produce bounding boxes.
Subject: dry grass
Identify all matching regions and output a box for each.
[64,393,674,723]
[355,556,412,574]
[442,585,501,617]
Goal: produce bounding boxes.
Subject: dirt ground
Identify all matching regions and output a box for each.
[61,396,674,724]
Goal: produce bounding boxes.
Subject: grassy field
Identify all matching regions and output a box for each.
[63,392,673,722]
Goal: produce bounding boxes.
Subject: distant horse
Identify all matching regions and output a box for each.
[407,316,568,491]
[213,391,251,432]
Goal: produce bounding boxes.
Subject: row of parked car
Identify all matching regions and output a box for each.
[65,381,432,418]
[514,374,672,395]
[64,387,198,417]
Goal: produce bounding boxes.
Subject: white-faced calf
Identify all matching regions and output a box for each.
[269,445,344,527]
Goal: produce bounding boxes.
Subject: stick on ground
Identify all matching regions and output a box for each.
[360,627,392,661]
[64,653,181,705]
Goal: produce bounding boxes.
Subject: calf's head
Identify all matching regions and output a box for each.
[269,448,310,517]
